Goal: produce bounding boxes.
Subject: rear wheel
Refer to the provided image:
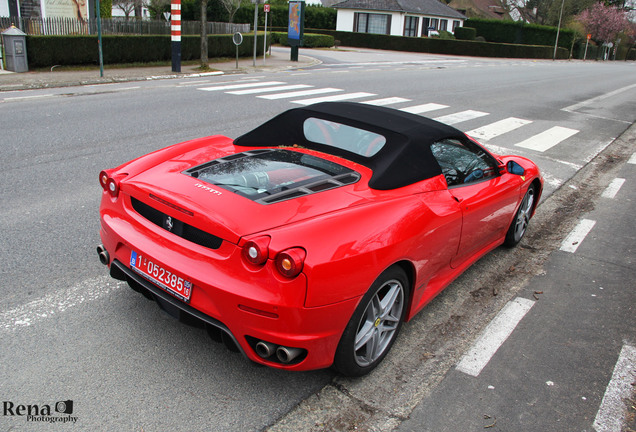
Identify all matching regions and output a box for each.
[333,267,409,377]
[504,184,536,247]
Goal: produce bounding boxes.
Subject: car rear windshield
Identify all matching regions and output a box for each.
[184,149,360,204]
[303,117,386,157]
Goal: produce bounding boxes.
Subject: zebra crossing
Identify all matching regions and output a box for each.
[196,79,581,157]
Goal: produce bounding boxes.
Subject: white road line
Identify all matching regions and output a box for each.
[321,59,466,67]
[190,78,259,87]
[467,117,533,142]
[593,344,636,432]
[456,297,535,377]
[198,81,285,91]
[563,83,636,112]
[3,94,55,102]
[601,178,626,199]
[258,87,342,100]
[0,277,124,332]
[400,103,449,115]
[292,92,377,105]
[515,126,579,152]
[628,153,636,164]
[560,219,596,253]
[433,110,489,125]
[227,84,312,95]
[361,97,411,106]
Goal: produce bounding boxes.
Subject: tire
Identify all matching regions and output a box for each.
[333,267,409,377]
[504,184,536,247]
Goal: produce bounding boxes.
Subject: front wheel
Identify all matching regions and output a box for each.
[504,184,536,247]
[333,267,409,377]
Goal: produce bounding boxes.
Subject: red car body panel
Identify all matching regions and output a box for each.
[98,103,543,372]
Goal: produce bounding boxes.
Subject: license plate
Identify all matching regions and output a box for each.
[130,251,192,302]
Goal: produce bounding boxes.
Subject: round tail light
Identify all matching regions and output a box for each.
[275,248,306,278]
[99,170,120,198]
[242,236,271,266]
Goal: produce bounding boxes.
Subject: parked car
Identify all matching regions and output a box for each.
[97,102,543,376]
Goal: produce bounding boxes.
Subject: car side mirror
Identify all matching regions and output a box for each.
[507,161,525,176]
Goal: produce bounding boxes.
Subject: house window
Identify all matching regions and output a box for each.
[421,17,430,36]
[440,19,448,32]
[453,20,461,31]
[404,16,418,37]
[430,18,439,30]
[354,12,391,35]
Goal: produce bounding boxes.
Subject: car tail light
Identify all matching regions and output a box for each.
[275,248,306,278]
[242,236,271,266]
[99,170,120,198]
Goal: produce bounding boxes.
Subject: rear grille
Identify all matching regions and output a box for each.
[130,197,222,250]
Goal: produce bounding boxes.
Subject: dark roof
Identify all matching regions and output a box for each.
[234,102,467,190]
[332,0,466,19]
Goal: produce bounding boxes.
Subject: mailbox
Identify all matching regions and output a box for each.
[2,26,28,73]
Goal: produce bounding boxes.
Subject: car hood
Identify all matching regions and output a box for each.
[120,141,377,245]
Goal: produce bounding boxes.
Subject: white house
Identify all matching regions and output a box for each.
[333,0,466,37]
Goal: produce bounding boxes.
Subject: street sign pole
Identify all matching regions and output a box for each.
[233,32,243,69]
[252,0,259,67]
[263,3,269,65]
[95,0,104,77]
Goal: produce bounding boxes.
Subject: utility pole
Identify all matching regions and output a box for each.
[553,0,565,60]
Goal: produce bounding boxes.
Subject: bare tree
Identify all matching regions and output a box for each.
[113,0,136,19]
[219,0,245,24]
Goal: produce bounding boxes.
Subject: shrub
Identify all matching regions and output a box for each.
[26,34,269,67]
[454,27,476,41]
[310,30,569,59]
[436,30,455,40]
[464,18,575,49]
[273,32,334,48]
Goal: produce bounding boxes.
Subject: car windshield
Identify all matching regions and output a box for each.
[303,118,386,157]
[184,149,360,203]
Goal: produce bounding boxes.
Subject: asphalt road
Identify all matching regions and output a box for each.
[1,48,635,431]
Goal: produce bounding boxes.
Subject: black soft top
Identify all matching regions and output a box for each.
[234,102,466,190]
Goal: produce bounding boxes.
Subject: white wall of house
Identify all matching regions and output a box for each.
[336,9,355,32]
[336,9,463,37]
[0,0,10,17]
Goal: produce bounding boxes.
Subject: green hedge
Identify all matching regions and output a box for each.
[454,27,476,41]
[25,34,269,67]
[232,4,336,29]
[464,18,575,49]
[313,30,569,59]
[272,32,334,48]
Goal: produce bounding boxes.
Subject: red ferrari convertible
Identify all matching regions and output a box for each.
[97,102,542,376]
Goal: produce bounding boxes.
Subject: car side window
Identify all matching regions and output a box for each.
[430,139,498,187]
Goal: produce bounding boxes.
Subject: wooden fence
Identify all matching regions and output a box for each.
[0,17,250,36]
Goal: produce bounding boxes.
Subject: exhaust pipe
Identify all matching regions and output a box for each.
[97,245,110,265]
[276,346,304,364]
[255,341,277,358]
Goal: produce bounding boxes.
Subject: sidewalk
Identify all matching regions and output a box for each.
[397,123,636,432]
[0,46,320,91]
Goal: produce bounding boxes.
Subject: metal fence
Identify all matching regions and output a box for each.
[0,16,250,36]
